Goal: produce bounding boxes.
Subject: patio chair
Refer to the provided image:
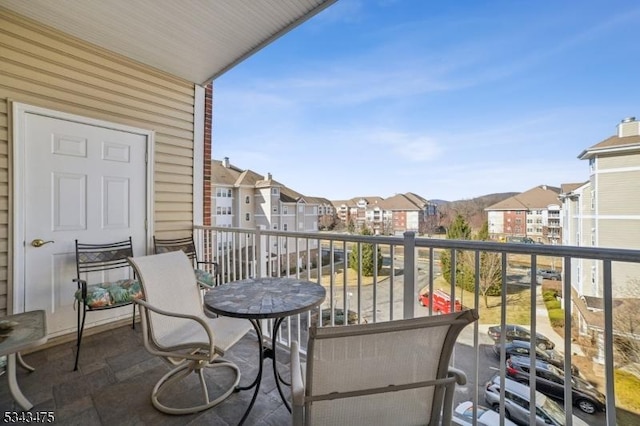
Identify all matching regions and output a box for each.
[73,237,140,371]
[128,251,251,415]
[290,309,479,425]
[153,235,219,289]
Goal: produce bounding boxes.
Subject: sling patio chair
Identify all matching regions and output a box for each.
[153,235,220,289]
[128,250,251,415]
[290,309,479,425]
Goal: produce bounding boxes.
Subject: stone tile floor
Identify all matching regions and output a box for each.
[0,324,291,425]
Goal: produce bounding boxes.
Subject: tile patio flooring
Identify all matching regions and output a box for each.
[0,324,291,425]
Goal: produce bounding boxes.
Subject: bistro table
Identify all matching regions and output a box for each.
[203,277,325,424]
[0,310,48,411]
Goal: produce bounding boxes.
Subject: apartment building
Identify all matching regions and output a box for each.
[332,193,437,235]
[485,185,562,243]
[211,158,328,269]
[560,117,640,362]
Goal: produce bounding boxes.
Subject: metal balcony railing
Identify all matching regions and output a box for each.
[194,225,640,426]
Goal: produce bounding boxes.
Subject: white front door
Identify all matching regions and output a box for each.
[13,105,151,337]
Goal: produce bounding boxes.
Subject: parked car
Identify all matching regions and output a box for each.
[452,401,517,426]
[487,324,555,350]
[492,340,580,376]
[484,375,589,426]
[417,289,462,314]
[527,268,561,280]
[505,355,606,414]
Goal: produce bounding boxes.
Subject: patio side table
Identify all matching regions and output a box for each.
[0,310,48,411]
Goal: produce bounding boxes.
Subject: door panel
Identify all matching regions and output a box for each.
[21,112,148,336]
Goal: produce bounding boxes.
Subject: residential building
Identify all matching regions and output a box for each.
[560,117,640,362]
[332,193,437,235]
[211,158,326,272]
[485,185,562,243]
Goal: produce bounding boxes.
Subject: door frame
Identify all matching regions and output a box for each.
[10,102,155,314]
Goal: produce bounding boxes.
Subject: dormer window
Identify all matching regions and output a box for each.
[271,188,279,195]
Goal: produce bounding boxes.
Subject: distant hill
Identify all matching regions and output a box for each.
[436,192,518,232]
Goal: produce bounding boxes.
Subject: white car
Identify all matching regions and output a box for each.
[453,400,518,426]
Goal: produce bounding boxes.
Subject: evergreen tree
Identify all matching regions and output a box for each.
[440,214,474,292]
[349,227,383,276]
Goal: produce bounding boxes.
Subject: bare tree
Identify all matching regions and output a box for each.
[612,278,640,365]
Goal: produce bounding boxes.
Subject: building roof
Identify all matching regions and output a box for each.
[578,135,640,160]
[560,182,586,194]
[2,0,336,85]
[485,185,561,211]
[211,159,318,205]
[381,193,427,211]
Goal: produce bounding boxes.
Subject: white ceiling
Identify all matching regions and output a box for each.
[1,0,337,85]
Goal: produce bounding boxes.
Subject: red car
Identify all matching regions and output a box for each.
[418,289,462,314]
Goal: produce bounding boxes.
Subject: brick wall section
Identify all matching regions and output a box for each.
[203,83,213,226]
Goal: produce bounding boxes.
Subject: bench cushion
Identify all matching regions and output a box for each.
[75,279,143,309]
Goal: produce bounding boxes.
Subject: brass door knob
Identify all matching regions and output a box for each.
[31,239,54,248]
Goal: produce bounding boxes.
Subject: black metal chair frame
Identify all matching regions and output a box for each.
[73,237,136,371]
[153,235,220,286]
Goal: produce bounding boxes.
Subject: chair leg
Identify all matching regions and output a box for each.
[74,304,87,371]
[131,303,136,330]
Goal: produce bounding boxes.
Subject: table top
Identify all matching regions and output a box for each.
[204,277,326,320]
[0,310,48,356]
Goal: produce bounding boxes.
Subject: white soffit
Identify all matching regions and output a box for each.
[1,0,337,85]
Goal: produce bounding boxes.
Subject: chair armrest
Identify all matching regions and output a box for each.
[195,261,220,286]
[290,341,305,408]
[447,366,467,385]
[134,298,216,360]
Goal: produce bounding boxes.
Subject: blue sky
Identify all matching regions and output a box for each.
[213,0,640,201]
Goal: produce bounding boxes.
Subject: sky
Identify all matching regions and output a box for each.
[212,0,640,202]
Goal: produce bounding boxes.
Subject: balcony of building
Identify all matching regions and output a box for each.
[7,227,638,425]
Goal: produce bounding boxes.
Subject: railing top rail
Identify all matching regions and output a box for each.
[196,226,640,263]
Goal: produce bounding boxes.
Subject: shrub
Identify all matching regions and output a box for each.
[548,309,564,328]
[542,290,558,302]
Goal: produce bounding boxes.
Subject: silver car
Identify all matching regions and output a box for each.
[484,375,588,426]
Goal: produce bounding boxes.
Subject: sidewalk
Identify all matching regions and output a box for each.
[534,284,584,356]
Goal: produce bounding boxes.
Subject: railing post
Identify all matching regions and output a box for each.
[256,225,267,278]
[403,231,416,319]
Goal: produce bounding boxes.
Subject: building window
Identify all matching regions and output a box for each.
[271,188,279,195]
[298,205,304,213]
[591,190,595,210]
[245,213,250,221]
[283,206,288,214]
[273,225,278,230]
[245,196,250,204]
[298,222,303,230]
[216,207,221,215]
[227,189,232,197]
[283,224,288,231]
[589,158,595,172]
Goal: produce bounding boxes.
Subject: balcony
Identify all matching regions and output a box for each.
[5,227,639,425]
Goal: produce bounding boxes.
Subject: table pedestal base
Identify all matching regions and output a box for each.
[235,317,290,425]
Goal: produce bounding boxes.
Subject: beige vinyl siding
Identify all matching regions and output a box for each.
[598,152,640,169]
[0,9,198,314]
[597,171,640,215]
[598,219,640,250]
